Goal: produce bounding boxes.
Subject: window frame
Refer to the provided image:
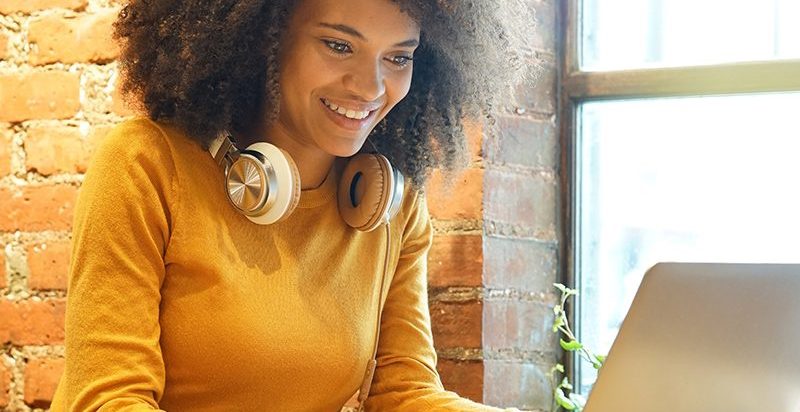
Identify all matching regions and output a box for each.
[558,0,800,391]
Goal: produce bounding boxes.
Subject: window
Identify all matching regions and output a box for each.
[562,0,800,394]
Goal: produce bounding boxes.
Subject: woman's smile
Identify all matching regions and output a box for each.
[319,97,381,132]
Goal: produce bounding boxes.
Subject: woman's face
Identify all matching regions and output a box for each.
[275,0,420,157]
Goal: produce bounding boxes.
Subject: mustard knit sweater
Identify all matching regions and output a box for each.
[50,118,517,411]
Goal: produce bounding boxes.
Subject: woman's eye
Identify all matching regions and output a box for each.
[323,40,351,54]
[389,55,414,68]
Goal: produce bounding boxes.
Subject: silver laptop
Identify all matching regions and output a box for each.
[584,262,800,412]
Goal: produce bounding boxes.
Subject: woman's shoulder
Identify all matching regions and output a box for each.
[395,176,431,236]
[100,116,195,153]
[92,116,202,172]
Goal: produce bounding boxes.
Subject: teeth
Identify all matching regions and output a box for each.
[323,99,371,120]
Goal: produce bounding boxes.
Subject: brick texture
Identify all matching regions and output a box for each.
[484,169,557,241]
[513,58,556,115]
[437,359,484,403]
[0,362,10,408]
[485,115,557,170]
[0,185,78,232]
[483,299,554,350]
[0,72,81,123]
[427,168,483,220]
[0,32,8,60]
[529,0,557,52]
[0,0,87,14]
[0,127,10,177]
[0,250,6,289]
[25,124,110,175]
[480,0,561,407]
[464,118,483,163]
[483,236,557,293]
[28,9,120,66]
[24,358,65,408]
[483,360,553,410]
[428,234,482,288]
[27,240,70,290]
[430,300,483,349]
[0,299,66,345]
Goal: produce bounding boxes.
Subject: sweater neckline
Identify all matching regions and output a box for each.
[297,159,340,209]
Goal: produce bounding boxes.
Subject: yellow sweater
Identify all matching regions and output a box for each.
[51,118,517,411]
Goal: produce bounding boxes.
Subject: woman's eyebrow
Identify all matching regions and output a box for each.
[317,22,419,47]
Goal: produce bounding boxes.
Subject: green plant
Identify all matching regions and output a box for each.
[548,283,606,412]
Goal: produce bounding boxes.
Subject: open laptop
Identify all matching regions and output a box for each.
[584,262,800,412]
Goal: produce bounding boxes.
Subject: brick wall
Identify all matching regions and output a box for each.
[0,0,561,410]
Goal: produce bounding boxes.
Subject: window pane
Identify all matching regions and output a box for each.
[582,0,800,71]
[576,93,800,393]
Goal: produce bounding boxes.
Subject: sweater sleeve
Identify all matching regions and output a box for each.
[364,191,520,411]
[51,119,174,411]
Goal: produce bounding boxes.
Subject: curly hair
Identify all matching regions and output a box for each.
[113,0,535,189]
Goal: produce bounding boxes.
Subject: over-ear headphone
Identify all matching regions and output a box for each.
[207,131,401,410]
[207,131,404,231]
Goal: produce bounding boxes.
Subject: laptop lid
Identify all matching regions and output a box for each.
[584,262,800,412]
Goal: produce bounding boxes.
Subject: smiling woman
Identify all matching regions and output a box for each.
[49,0,534,411]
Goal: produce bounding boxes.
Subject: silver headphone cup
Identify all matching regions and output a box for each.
[225,150,278,216]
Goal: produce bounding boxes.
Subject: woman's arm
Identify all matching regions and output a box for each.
[52,119,176,411]
[364,191,520,412]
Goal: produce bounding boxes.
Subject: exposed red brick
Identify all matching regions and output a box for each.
[24,124,110,176]
[0,362,10,408]
[513,59,556,115]
[0,127,11,177]
[428,234,482,287]
[486,115,557,169]
[0,72,80,123]
[483,236,557,293]
[483,169,557,241]
[427,168,483,220]
[27,240,70,290]
[0,299,66,345]
[430,300,483,349]
[0,251,6,289]
[0,185,77,232]
[483,299,554,350]
[0,0,87,14]
[437,359,484,403]
[24,358,65,408]
[28,9,120,65]
[464,117,483,163]
[0,32,9,61]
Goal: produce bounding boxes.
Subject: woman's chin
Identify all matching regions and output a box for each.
[321,138,370,158]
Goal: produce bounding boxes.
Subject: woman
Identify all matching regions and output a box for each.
[51,0,533,410]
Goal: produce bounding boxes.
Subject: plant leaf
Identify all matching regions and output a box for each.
[595,354,606,365]
[560,338,584,351]
[553,304,562,315]
[555,363,565,373]
[554,388,577,410]
[552,314,565,333]
[560,376,573,390]
[554,283,568,294]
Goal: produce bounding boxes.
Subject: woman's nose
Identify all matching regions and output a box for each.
[342,60,385,102]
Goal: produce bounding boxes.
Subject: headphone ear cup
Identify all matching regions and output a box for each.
[241,142,301,225]
[338,154,403,231]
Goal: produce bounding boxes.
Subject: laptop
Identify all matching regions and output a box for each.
[584,262,800,412]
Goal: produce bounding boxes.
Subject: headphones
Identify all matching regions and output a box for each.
[207,131,402,410]
[208,131,404,231]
